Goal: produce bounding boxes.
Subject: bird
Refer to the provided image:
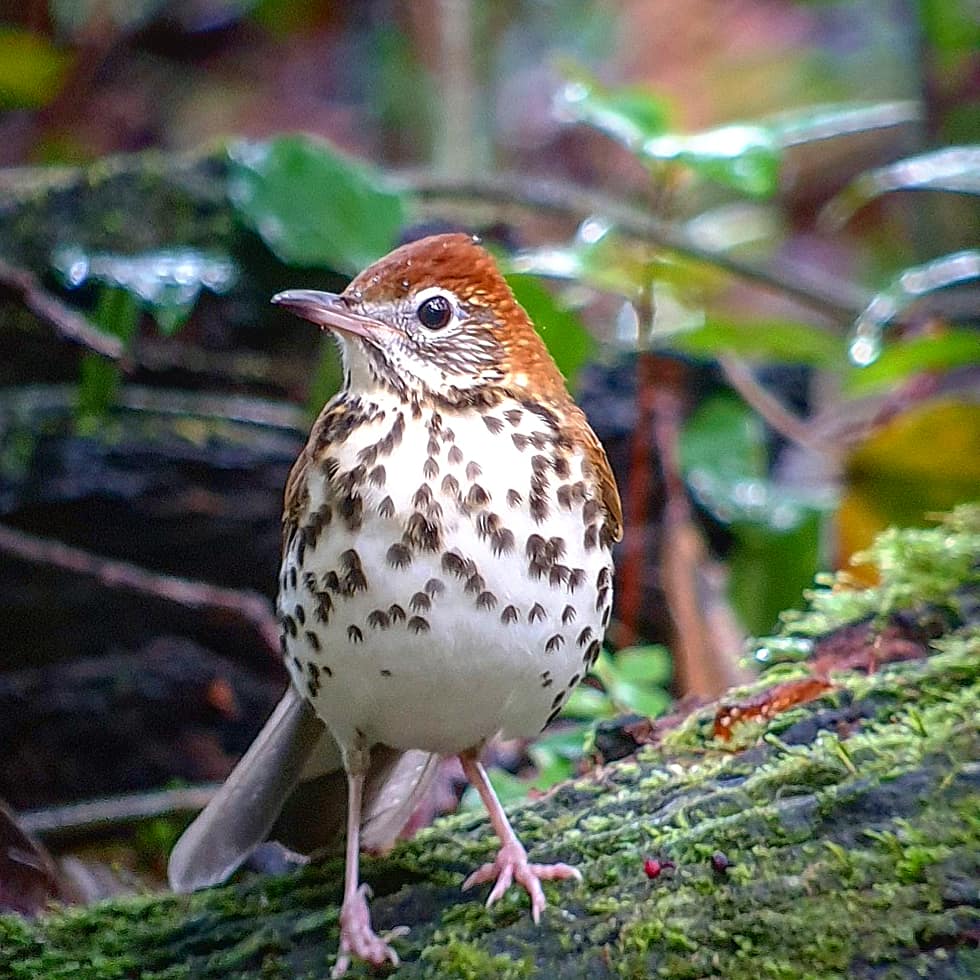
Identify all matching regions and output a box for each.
[168,232,622,976]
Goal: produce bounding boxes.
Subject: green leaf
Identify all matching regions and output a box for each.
[678,394,767,483]
[679,395,832,631]
[641,124,782,198]
[0,29,71,109]
[770,101,921,148]
[505,273,596,386]
[607,680,671,719]
[845,329,980,395]
[76,286,140,421]
[561,684,614,720]
[730,509,824,634]
[821,146,980,229]
[662,315,843,368]
[556,70,671,150]
[610,646,672,687]
[227,135,408,274]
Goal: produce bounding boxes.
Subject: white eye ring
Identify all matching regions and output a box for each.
[413,286,459,331]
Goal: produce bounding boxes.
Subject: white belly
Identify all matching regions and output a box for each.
[277,397,613,757]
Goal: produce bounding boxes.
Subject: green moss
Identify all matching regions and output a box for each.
[1,516,977,977]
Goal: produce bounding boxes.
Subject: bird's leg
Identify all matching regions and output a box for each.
[332,742,404,978]
[459,749,581,922]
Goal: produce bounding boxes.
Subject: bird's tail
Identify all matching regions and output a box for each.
[167,686,438,893]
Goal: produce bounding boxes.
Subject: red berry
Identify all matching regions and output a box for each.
[643,857,675,879]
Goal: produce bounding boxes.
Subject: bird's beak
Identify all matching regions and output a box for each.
[271,290,395,343]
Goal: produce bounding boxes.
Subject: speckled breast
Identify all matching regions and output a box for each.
[277,392,614,756]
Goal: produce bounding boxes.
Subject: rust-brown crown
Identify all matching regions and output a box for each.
[343,233,571,405]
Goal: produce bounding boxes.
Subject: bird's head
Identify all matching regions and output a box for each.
[272,234,569,408]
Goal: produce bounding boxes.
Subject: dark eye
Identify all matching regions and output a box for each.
[416,294,453,330]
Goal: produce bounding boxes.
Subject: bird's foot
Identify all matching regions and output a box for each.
[331,884,407,978]
[461,840,582,922]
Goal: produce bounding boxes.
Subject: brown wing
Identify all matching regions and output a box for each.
[281,446,311,555]
[584,425,623,542]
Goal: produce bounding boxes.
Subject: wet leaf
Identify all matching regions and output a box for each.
[771,100,921,148]
[844,328,980,395]
[642,124,782,198]
[52,246,237,335]
[227,136,408,274]
[0,29,71,109]
[555,71,671,150]
[848,250,980,368]
[505,273,596,386]
[821,146,980,229]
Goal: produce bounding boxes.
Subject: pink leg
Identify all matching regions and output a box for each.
[332,750,405,978]
[459,749,581,922]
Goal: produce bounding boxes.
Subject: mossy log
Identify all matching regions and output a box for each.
[2,515,978,978]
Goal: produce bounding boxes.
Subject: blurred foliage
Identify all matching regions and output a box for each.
[0,28,71,109]
[227,136,408,274]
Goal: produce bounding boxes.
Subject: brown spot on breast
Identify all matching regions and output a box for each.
[546,634,565,653]
[368,465,386,487]
[504,408,523,426]
[528,603,546,623]
[577,626,593,648]
[339,493,363,531]
[482,415,504,434]
[367,609,390,629]
[441,550,467,577]
[464,572,485,595]
[465,461,482,480]
[424,578,445,597]
[476,590,497,610]
[403,512,441,552]
[561,605,576,625]
[348,625,363,644]
[423,457,439,479]
[512,433,530,451]
[466,484,490,508]
[379,496,395,519]
[506,489,522,507]
[448,445,464,465]
[501,605,519,624]
[491,528,515,555]
[410,591,432,613]
[407,616,430,634]
[389,603,406,623]
[387,543,412,568]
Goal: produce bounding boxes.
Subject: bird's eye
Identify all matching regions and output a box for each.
[416,294,453,330]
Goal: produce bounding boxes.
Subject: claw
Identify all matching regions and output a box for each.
[332,883,405,978]
[462,841,581,922]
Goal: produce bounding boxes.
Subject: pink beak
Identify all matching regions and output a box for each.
[271,290,395,343]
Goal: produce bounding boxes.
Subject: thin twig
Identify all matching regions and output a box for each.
[0,258,123,359]
[0,523,281,656]
[718,353,836,456]
[394,170,873,323]
[19,786,219,842]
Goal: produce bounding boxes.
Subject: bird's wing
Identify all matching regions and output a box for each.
[168,686,439,892]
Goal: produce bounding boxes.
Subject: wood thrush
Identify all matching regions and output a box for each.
[168,233,622,975]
